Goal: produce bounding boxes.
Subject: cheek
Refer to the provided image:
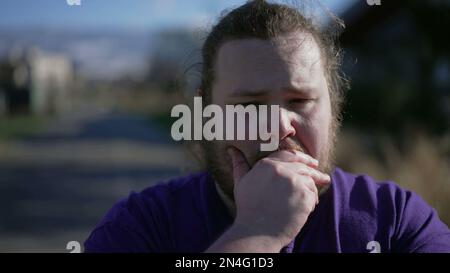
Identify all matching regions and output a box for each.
[221,111,262,165]
[226,139,261,165]
[294,100,332,158]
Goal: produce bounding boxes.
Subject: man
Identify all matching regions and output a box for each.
[84,0,450,252]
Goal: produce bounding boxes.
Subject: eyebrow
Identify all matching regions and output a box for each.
[229,86,314,97]
[229,89,270,97]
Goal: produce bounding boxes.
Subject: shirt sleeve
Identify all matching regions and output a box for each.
[84,221,152,253]
[393,188,450,253]
[83,191,172,253]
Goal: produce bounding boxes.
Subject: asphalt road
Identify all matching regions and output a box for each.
[0,108,192,252]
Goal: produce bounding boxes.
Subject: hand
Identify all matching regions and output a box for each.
[228,146,331,249]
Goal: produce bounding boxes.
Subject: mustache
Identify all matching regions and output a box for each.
[278,138,305,153]
[250,138,307,163]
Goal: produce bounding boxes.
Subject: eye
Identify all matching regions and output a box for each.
[288,98,310,105]
[235,101,263,107]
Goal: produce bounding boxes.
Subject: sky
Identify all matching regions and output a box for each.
[0,0,358,81]
[0,0,357,30]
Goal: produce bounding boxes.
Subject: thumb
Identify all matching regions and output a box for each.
[227,146,250,183]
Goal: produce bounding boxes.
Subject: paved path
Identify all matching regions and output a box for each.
[0,107,193,252]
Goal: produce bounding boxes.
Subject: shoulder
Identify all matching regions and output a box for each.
[84,172,210,252]
[128,171,210,213]
[331,167,450,252]
[332,167,406,210]
[332,167,436,219]
[95,171,208,228]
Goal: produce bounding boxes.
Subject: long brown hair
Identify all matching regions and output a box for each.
[200,0,348,120]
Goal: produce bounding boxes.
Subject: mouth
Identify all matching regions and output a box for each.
[278,138,306,153]
[248,138,309,165]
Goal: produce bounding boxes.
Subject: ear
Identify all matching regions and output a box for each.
[197,88,203,97]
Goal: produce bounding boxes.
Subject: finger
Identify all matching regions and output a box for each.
[265,150,319,168]
[270,160,331,185]
[274,165,321,207]
[306,177,320,206]
[227,146,251,183]
[295,173,319,203]
[293,174,320,207]
[292,150,319,168]
[298,165,331,186]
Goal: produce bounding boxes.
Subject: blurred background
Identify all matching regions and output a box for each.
[0,0,448,252]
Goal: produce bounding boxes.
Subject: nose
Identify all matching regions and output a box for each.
[278,107,296,141]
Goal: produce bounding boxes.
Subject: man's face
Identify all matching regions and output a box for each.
[205,31,336,199]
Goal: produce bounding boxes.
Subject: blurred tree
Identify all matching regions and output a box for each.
[339,0,450,135]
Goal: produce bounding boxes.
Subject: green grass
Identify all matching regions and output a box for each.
[0,115,48,140]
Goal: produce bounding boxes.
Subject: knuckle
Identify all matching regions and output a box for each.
[264,160,284,175]
[258,157,273,168]
[273,164,285,176]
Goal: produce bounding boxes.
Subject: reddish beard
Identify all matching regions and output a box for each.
[246,137,306,167]
[202,118,339,202]
[203,141,327,203]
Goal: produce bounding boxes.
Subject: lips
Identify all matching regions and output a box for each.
[277,138,306,154]
[248,137,310,165]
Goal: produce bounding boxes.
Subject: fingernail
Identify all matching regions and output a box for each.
[309,157,319,166]
[294,151,319,165]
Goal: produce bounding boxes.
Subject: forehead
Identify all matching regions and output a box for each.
[213,31,325,98]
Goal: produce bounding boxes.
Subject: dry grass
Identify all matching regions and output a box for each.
[335,129,450,225]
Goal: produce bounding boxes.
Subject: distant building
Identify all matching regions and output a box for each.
[29,48,74,115]
[0,46,74,116]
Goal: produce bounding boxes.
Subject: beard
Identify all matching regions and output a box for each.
[201,117,340,203]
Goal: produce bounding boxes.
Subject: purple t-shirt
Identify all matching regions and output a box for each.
[84,168,450,253]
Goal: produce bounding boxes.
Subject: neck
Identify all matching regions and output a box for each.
[214,181,236,217]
